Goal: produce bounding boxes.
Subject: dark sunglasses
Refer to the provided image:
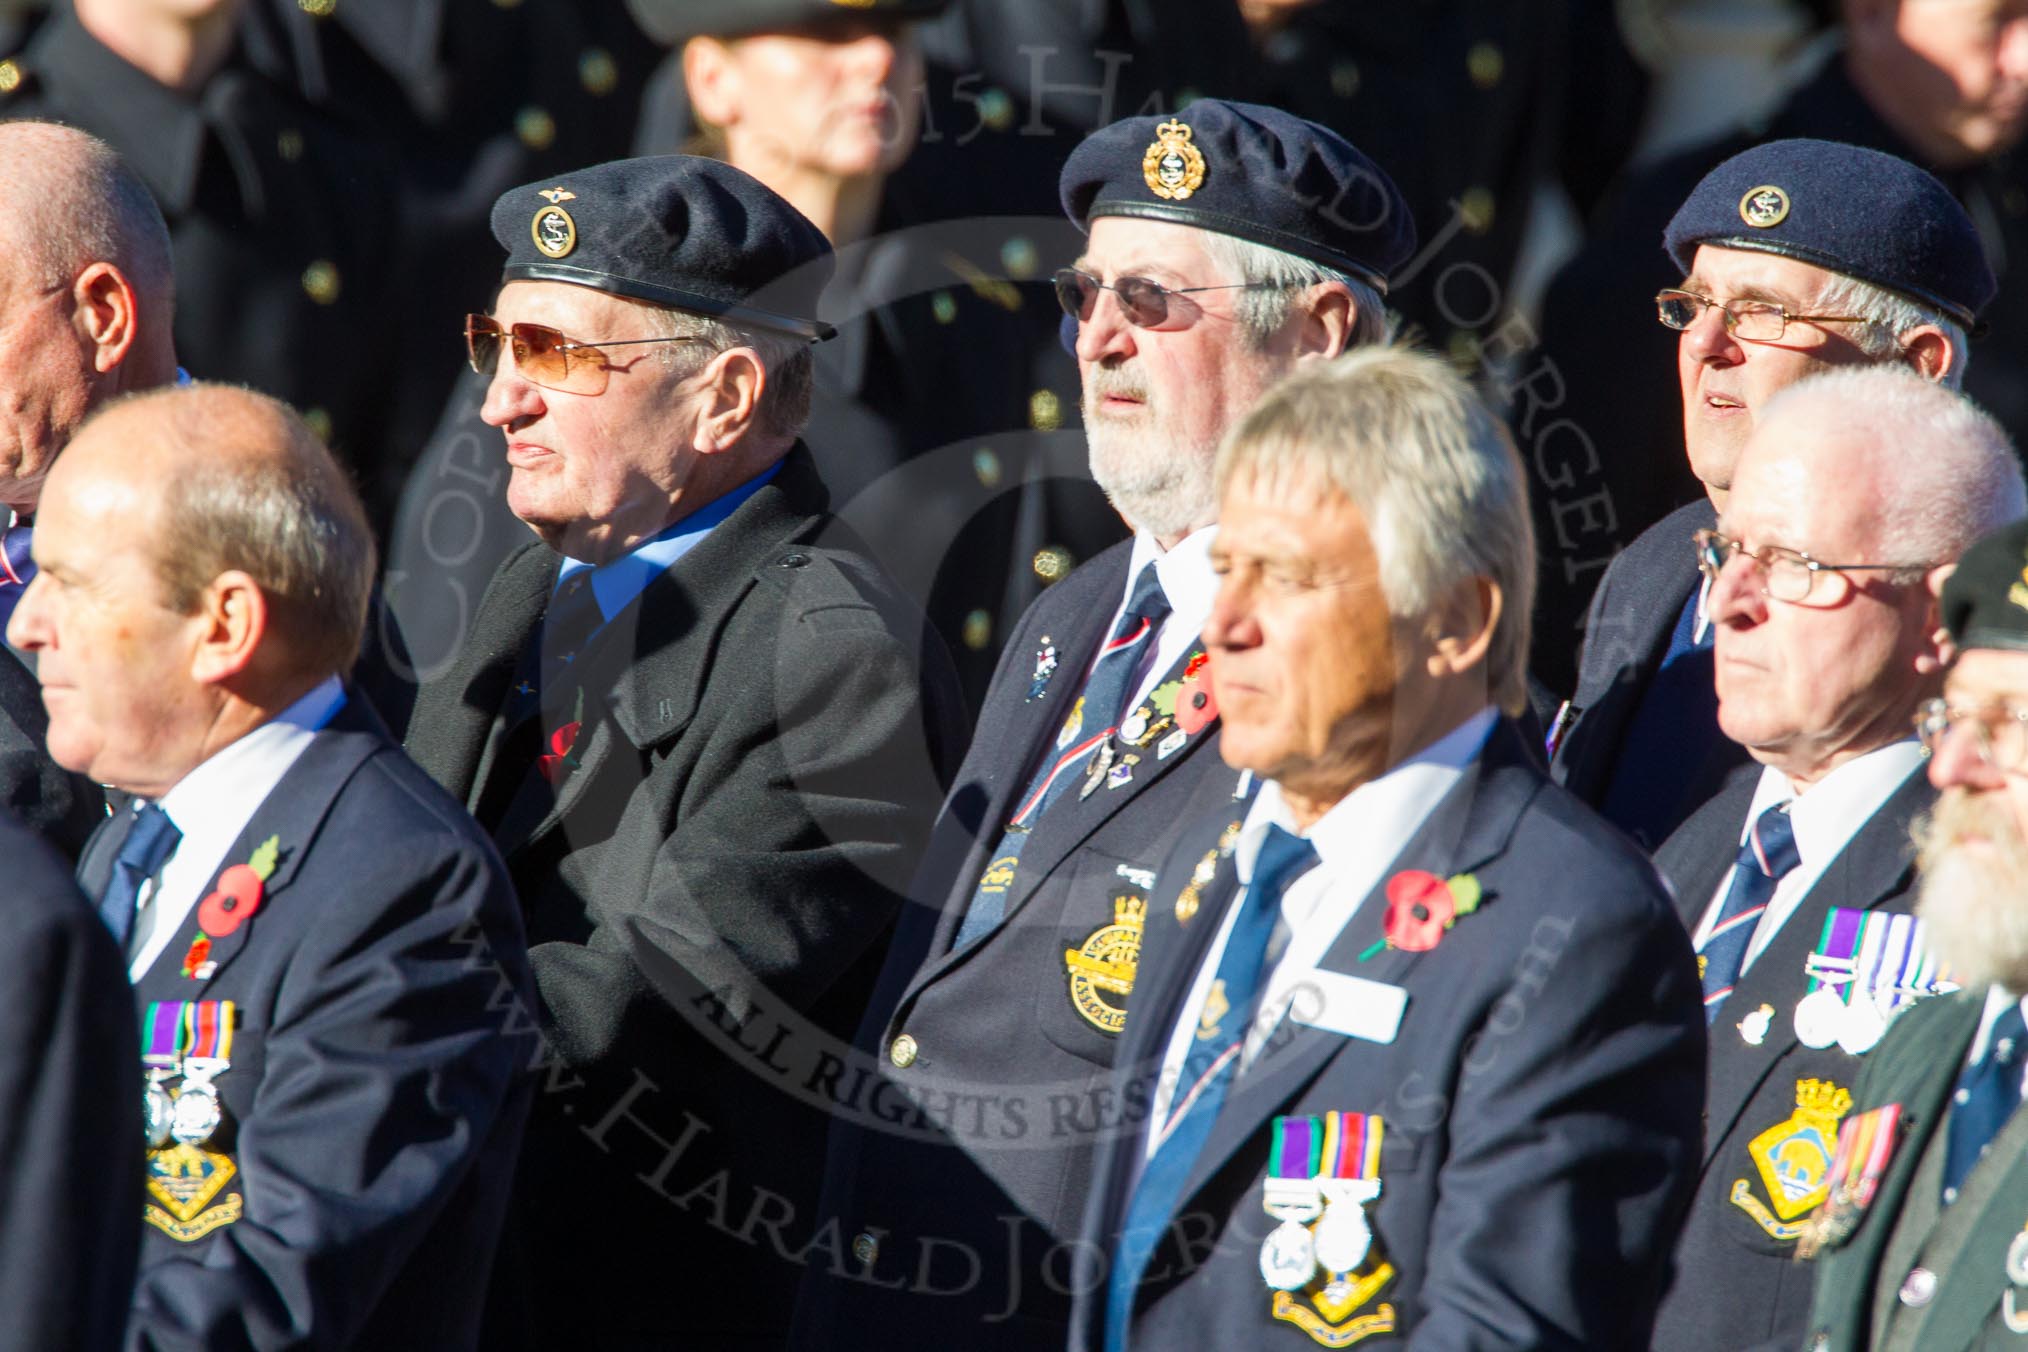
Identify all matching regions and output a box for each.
[464,315,706,395]
[1051,267,1284,329]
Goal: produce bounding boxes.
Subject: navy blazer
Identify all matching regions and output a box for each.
[1075,719,1706,1351]
[1649,763,1932,1352]
[77,695,535,1351]
[799,538,1250,1349]
[1551,498,1751,847]
[0,809,140,1352]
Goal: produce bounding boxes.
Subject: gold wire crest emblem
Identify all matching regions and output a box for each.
[1143,120,1207,201]
[531,204,577,259]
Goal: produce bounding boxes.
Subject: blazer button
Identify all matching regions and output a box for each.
[852,1232,879,1267]
[1898,1266,1937,1307]
[780,552,811,569]
[889,1034,919,1068]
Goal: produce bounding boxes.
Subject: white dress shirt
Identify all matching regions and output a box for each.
[1693,740,1927,975]
[1145,708,1497,1160]
[1092,526,1220,716]
[127,678,346,980]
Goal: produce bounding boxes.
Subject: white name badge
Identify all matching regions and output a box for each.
[1288,968,1409,1045]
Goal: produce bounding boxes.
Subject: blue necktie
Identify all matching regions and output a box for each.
[952,561,1169,949]
[0,522,33,630]
[1698,803,1799,1023]
[539,571,603,690]
[97,803,181,952]
[1942,1003,2027,1203]
[1104,824,1320,1352]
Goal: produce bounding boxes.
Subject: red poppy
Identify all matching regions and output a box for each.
[1383,870,1455,951]
[537,720,583,785]
[181,934,213,978]
[196,863,265,937]
[1176,672,1218,735]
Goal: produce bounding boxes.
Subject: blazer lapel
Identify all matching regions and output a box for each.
[1907,1111,2028,1349]
[1174,721,1541,1208]
[447,546,554,812]
[132,705,385,1000]
[1701,768,1931,1164]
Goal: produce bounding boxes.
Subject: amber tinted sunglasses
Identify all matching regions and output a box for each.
[1051,267,1284,329]
[464,315,706,395]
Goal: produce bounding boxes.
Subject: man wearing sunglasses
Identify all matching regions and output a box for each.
[1804,514,2028,1352]
[403,155,965,1351]
[799,100,1412,1349]
[1645,365,2023,1352]
[1552,138,1997,854]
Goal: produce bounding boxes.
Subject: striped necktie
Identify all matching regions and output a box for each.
[1698,802,1800,1022]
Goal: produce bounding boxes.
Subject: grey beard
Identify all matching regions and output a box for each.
[1915,791,2028,994]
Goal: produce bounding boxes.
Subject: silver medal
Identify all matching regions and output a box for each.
[1793,987,1846,1050]
[1259,1219,1318,1291]
[1311,1201,1372,1275]
[1837,994,1889,1056]
[171,1055,228,1147]
[143,1067,176,1149]
[2008,1230,2028,1286]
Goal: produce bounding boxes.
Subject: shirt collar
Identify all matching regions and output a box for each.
[156,676,346,828]
[1740,739,1928,863]
[1125,524,1220,624]
[1238,707,1498,883]
[556,461,781,622]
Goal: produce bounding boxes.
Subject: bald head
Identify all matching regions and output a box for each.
[0,121,173,309]
[63,383,375,677]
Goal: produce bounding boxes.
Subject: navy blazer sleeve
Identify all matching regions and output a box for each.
[0,812,140,1352]
[127,767,532,1351]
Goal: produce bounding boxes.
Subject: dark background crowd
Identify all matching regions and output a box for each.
[5,0,2012,714]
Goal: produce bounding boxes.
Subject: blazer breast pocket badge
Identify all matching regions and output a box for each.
[1260,1111,1397,1347]
[1730,1078,1853,1243]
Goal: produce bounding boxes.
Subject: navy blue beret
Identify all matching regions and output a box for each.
[1059,99,1415,295]
[1663,138,1994,327]
[627,0,945,43]
[491,156,836,342]
[1943,518,2028,652]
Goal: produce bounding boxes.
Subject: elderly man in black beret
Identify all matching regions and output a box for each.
[1801,515,2028,1351]
[403,156,964,1352]
[796,100,1412,1350]
[1551,137,1996,851]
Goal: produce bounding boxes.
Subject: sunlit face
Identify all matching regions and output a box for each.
[1855,0,2028,162]
[693,21,923,182]
[480,281,705,561]
[3,426,210,794]
[1708,429,1936,779]
[1676,245,1885,499]
[1204,471,1409,804]
[1074,217,1290,539]
[0,251,102,515]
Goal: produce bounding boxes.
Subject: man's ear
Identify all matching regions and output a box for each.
[1423,575,1501,680]
[1900,324,1955,384]
[1915,561,1957,676]
[72,262,141,375]
[682,37,741,128]
[1292,282,1356,362]
[189,570,268,686]
[691,348,766,454]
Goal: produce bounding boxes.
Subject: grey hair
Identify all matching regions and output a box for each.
[1757,367,2023,568]
[1198,232,1390,353]
[0,121,172,312]
[1214,344,1535,715]
[635,303,814,438]
[135,384,376,677]
[1812,272,1970,389]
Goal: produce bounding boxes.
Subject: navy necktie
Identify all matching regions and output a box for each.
[539,571,603,690]
[1942,1002,2027,1203]
[1698,803,1800,1023]
[0,522,33,630]
[952,561,1170,949]
[97,803,181,952]
[1105,824,1320,1352]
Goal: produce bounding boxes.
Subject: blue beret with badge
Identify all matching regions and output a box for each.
[626,0,946,43]
[490,155,836,342]
[1662,138,1995,327]
[1058,99,1416,295]
[1942,518,2028,653]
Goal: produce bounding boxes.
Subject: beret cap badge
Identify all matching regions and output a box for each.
[1142,119,1206,201]
[1738,184,1791,229]
[531,204,577,259]
[536,187,576,203]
